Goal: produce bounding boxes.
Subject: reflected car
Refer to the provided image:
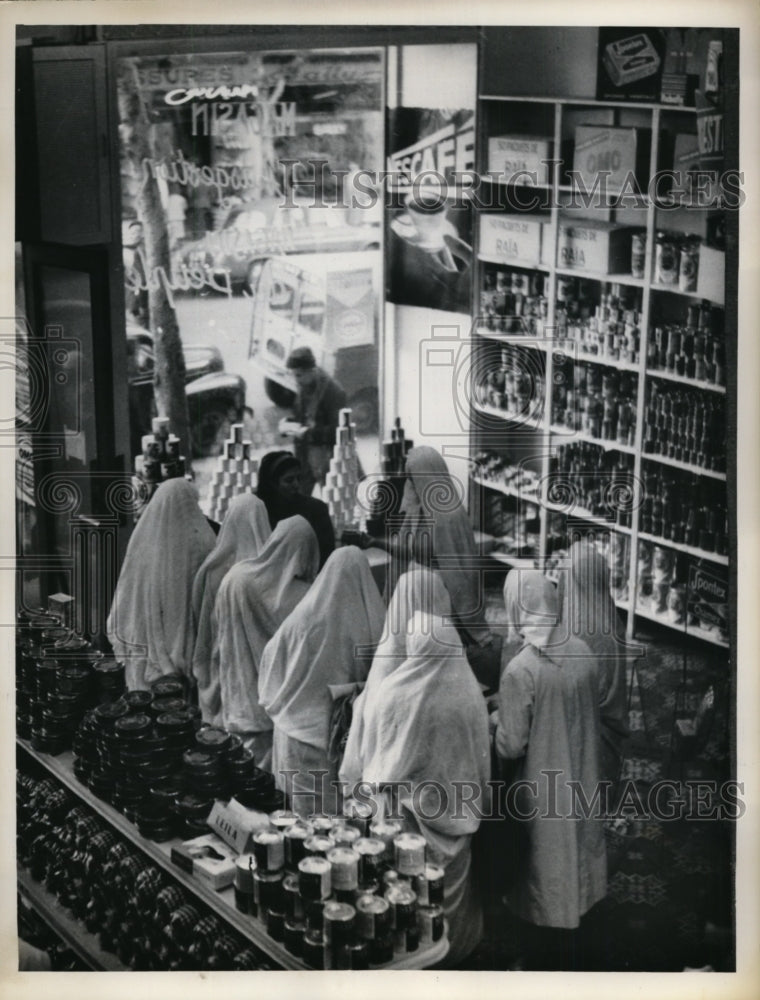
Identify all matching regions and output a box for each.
[177,198,381,295]
[127,323,246,459]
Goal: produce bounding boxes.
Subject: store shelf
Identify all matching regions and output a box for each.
[642,452,726,481]
[16,741,449,971]
[479,94,696,112]
[555,347,640,372]
[476,252,552,272]
[17,866,127,971]
[555,267,645,288]
[549,425,637,454]
[542,499,631,533]
[630,605,729,648]
[637,531,728,566]
[646,368,726,394]
[475,327,550,346]
[472,400,544,429]
[473,474,540,502]
[650,283,724,306]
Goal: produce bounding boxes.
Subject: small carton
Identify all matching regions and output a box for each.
[696,244,725,306]
[207,798,271,854]
[170,832,238,890]
[479,213,546,265]
[572,125,650,195]
[556,219,635,275]
[487,135,553,185]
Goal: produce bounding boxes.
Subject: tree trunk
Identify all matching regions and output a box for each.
[117,60,192,468]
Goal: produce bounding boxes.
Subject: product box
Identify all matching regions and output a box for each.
[555,219,634,275]
[479,213,546,265]
[170,833,238,890]
[687,563,728,640]
[207,798,271,854]
[572,125,650,195]
[696,244,725,306]
[596,28,667,102]
[487,135,553,185]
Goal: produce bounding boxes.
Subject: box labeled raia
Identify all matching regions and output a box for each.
[479,214,545,265]
[556,219,635,274]
[487,135,553,185]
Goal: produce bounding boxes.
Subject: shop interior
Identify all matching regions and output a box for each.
[14,24,737,973]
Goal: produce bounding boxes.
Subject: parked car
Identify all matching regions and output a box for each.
[127,323,246,459]
[177,198,381,295]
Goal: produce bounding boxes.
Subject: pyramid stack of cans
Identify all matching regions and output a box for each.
[365,417,412,536]
[322,409,361,535]
[134,416,187,494]
[232,804,446,967]
[204,423,260,523]
[16,767,274,971]
[16,610,125,755]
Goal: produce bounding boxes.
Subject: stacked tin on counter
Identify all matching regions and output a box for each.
[229,807,447,967]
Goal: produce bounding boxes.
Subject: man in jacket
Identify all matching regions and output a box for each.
[279,347,347,496]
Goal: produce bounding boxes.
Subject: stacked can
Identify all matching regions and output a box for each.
[342,798,373,837]
[327,846,361,904]
[354,837,387,890]
[112,712,153,820]
[323,901,362,970]
[16,610,59,741]
[93,658,126,704]
[297,854,332,966]
[283,820,313,872]
[252,829,285,932]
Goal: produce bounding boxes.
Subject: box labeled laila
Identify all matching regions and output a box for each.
[487,135,553,184]
[479,213,546,265]
[555,219,634,274]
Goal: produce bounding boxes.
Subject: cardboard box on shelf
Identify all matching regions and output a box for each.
[696,244,725,306]
[487,135,553,185]
[555,219,635,275]
[572,125,650,195]
[479,213,546,265]
[170,833,238,890]
[596,27,667,102]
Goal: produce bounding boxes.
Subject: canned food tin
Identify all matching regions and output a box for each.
[308,815,335,835]
[385,883,417,931]
[393,833,427,876]
[283,918,305,957]
[329,823,361,848]
[304,896,331,933]
[304,835,333,858]
[233,885,256,916]
[122,690,153,713]
[150,676,185,699]
[412,864,445,907]
[266,907,285,941]
[327,847,360,891]
[355,893,392,941]
[322,901,355,948]
[234,853,257,893]
[194,727,231,754]
[368,819,402,851]
[678,239,699,292]
[369,933,394,966]
[302,929,324,969]
[654,233,679,286]
[417,903,445,945]
[269,809,298,832]
[253,869,284,913]
[298,855,332,901]
[631,232,646,279]
[283,873,305,922]
[341,940,369,970]
[284,822,312,870]
[252,830,285,872]
[354,837,387,885]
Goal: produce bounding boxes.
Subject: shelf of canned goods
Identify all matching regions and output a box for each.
[17,741,449,971]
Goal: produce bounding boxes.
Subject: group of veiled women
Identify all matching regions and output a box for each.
[106,444,629,969]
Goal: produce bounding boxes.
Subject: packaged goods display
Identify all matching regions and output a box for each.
[204,423,260,524]
[646,300,724,385]
[555,219,637,275]
[643,383,725,472]
[474,343,545,422]
[478,264,550,335]
[479,213,547,266]
[551,359,638,446]
[322,408,361,535]
[554,280,642,365]
[133,417,189,514]
[487,134,553,184]
[548,442,636,526]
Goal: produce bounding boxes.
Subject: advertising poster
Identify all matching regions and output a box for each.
[386,107,475,313]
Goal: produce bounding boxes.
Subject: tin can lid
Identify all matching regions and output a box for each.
[305,835,333,852]
[298,855,331,874]
[355,893,389,914]
[327,846,359,865]
[269,809,297,827]
[322,901,355,922]
[195,727,231,750]
[254,829,284,845]
[115,713,152,734]
[394,832,427,850]
[355,837,386,856]
[285,822,312,840]
[329,823,361,843]
[385,884,417,905]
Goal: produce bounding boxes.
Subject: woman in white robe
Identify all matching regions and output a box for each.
[259,547,385,816]
[347,611,491,967]
[215,515,319,769]
[106,478,216,691]
[191,493,272,725]
[494,569,607,963]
